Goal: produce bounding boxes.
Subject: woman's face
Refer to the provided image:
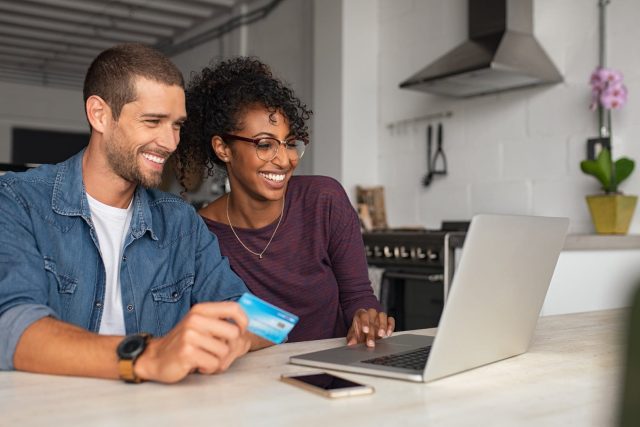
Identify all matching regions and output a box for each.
[215,105,298,202]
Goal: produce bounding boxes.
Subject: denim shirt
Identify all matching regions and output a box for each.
[0,150,248,370]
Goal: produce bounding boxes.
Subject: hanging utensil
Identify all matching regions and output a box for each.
[422,124,433,186]
[431,122,447,176]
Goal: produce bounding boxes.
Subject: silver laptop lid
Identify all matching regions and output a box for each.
[423,214,569,382]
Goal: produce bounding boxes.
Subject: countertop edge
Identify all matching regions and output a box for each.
[564,234,640,251]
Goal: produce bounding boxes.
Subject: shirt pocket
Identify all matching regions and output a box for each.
[43,256,78,319]
[150,274,194,335]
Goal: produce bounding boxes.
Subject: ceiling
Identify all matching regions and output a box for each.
[0,0,243,89]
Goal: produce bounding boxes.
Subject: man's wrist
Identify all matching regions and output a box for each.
[132,339,156,381]
[116,333,152,383]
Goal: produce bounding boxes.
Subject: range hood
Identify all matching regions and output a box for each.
[399,0,562,98]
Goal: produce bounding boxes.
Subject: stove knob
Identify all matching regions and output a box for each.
[427,250,439,261]
[365,245,373,257]
[399,246,410,259]
[373,245,383,258]
[383,246,393,258]
[393,246,400,258]
[414,247,427,260]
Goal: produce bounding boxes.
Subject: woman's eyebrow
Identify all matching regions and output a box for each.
[250,131,295,138]
[251,131,277,138]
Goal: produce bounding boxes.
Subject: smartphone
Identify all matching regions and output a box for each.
[280,372,374,398]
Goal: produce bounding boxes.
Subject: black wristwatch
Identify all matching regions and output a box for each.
[117,333,152,383]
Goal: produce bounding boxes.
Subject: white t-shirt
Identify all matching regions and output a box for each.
[87,193,133,336]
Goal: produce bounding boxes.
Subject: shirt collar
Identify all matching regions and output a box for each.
[51,149,158,241]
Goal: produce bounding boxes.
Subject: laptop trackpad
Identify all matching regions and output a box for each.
[295,334,435,364]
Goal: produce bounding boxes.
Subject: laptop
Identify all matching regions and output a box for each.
[290,214,569,382]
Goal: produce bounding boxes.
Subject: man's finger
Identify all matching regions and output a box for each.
[185,314,244,343]
[189,329,232,360]
[191,348,224,375]
[191,302,249,331]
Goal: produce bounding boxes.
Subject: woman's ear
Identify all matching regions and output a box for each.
[211,136,231,162]
[86,95,111,134]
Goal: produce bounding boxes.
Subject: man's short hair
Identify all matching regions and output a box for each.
[83,43,184,120]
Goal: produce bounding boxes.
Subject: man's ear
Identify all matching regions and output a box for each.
[211,136,231,162]
[86,95,112,134]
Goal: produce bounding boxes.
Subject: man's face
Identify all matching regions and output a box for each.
[104,76,186,188]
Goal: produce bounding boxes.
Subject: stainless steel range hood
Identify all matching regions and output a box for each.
[399,0,562,98]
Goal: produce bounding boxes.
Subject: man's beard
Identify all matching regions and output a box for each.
[105,134,169,189]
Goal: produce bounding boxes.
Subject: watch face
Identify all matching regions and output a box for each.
[122,339,142,354]
[117,334,147,359]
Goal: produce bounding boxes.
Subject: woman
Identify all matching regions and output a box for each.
[176,57,394,346]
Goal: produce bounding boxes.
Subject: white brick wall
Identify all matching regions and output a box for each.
[378,0,640,233]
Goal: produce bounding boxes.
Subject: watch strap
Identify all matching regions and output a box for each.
[118,333,152,383]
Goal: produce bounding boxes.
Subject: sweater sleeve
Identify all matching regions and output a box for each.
[324,179,382,328]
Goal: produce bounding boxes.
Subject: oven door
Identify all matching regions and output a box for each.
[381,267,445,331]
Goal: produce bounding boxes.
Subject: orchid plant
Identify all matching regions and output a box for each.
[581,66,634,194]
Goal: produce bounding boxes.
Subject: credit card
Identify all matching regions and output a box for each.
[238,293,299,344]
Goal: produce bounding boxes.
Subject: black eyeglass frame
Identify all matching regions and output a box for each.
[220,133,309,162]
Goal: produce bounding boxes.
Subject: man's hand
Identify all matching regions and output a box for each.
[346,308,395,348]
[134,301,249,383]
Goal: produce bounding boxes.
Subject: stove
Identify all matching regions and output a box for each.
[362,222,468,330]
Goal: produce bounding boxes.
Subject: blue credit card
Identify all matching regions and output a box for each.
[238,293,299,344]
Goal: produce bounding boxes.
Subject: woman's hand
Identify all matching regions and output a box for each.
[346,308,395,347]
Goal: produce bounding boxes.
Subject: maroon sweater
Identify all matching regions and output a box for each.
[203,175,382,342]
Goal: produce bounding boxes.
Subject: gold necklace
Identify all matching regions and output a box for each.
[225,193,285,259]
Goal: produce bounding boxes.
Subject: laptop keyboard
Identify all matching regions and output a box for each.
[361,346,431,371]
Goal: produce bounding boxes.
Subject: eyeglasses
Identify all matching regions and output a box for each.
[221,134,309,162]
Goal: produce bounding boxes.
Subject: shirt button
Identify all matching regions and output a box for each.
[127,304,134,311]
[172,292,179,299]
[95,302,102,308]
[122,255,127,262]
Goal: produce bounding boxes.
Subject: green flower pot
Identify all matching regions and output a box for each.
[586,194,638,234]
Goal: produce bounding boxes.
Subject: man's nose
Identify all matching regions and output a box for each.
[159,126,180,152]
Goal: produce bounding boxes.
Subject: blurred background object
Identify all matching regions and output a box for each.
[619,283,640,426]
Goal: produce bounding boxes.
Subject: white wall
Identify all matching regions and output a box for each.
[172,0,314,181]
[377,0,640,234]
[0,81,86,163]
[313,0,378,199]
[313,0,343,181]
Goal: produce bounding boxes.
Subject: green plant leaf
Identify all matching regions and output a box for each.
[615,157,635,186]
[580,159,607,187]
[581,148,612,190]
[596,148,613,190]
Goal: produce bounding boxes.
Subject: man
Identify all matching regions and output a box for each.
[0,44,261,384]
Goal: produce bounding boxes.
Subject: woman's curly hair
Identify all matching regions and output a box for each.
[174,56,312,190]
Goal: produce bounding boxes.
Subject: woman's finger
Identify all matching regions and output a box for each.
[376,311,388,338]
[387,316,396,336]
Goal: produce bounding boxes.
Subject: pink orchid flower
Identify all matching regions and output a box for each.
[589,67,627,110]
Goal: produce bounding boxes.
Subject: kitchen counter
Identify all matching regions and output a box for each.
[564,234,640,250]
[0,309,626,427]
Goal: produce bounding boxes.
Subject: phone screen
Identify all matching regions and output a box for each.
[288,373,364,390]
